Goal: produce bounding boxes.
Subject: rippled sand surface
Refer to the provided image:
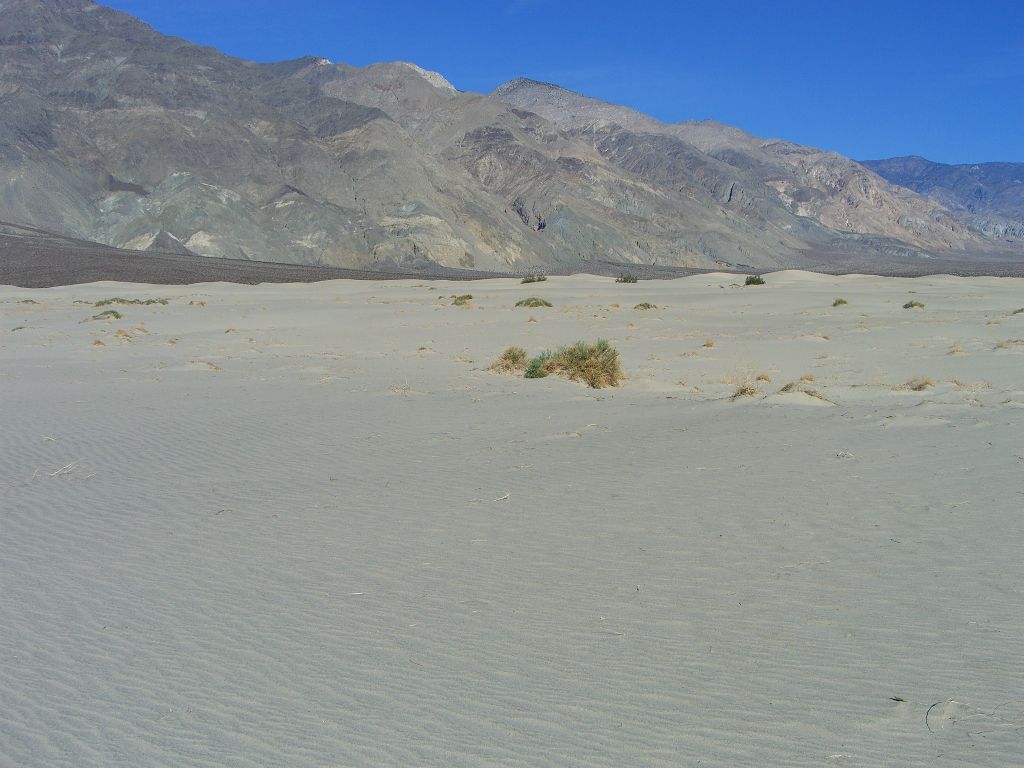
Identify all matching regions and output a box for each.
[2,272,1023,766]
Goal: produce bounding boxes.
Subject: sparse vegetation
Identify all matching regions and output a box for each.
[94,297,169,307]
[703,338,715,348]
[615,274,638,283]
[91,310,123,320]
[515,297,553,308]
[903,300,925,309]
[779,381,830,401]
[832,298,848,307]
[904,376,934,391]
[11,326,25,332]
[745,275,766,286]
[489,346,528,374]
[731,382,761,400]
[634,302,657,310]
[756,372,771,382]
[17,299,37,304]
[994,338,1024,350]
[523,340,623,388]
[1013,308,1024,315]
[521,274,547,284]
[189,300,206,307]
[452,294,473,306]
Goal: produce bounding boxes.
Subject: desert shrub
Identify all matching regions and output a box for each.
[489,346,528,374]
[524,340,623,388]
[452,294,473,306]
[615,274,638,283]
[745,275,766,286]
[703,338,715,348]
[94,297,168,306]
[832,298,848,307]
[521,274,547,284]
[1012,308,1023,315]
[634,302,657,310]
[515,297,553,308]
[524,350,554,379]
[91,310,123,320]
[17,299,37,304]
[903,300,925,309]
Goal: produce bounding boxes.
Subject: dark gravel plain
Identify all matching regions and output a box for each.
[2,224,1021,288]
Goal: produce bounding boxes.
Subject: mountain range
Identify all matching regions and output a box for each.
[1,0,1022,275]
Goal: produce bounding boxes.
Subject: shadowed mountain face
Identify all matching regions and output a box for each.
[0,1,1020,273]
[862,156,1024,240]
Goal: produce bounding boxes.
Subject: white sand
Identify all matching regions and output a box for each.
[2,272,1023,766]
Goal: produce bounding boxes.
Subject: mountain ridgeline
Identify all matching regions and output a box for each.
[1,0,1021,274]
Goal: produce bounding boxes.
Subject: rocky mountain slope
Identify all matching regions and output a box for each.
[0,0,1019,273]
[862,156,1024,240]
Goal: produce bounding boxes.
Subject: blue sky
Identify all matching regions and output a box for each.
[104,0,1024,163]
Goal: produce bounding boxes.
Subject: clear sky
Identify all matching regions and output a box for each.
[103,0,1024,164]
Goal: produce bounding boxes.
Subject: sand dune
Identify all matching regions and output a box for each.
[2,272,1023,766]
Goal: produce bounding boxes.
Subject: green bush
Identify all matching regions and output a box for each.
[515,297,553,308]
[615,274,638,283]
[524,340,623,388]
[91,310,123,320]
[521,274,547,284]
[745,275,766,286]
[903,300,925,309]
[832,298,848,307]
[452,294,473,306]
[94,297,169,307]
[524,350,554,379]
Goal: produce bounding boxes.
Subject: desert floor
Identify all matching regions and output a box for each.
[2,271,1023,766]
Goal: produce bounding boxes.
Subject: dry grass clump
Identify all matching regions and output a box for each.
[634,302,657,310]
[452,294,473,306]
[615,274,638,283]
[523,340,623,388]
[731,381,761,400]
[832,297,848,307]
[756,372,772,382]
[799,374,816,383]
[994,338,1024,350]
[520,274,547,284]
[745,275,766,286]
[703,338,715,348]
[94,297,168,307]
[17,299,38,304]
[948,343,963,355]
[904,376,934,391]
[903,300,925,310]
[778,381,829,401]
[515,297,553,308]
[189,300,206,307]
[489,346,528,374]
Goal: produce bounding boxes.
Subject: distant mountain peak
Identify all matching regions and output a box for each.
[394,62,458,93]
